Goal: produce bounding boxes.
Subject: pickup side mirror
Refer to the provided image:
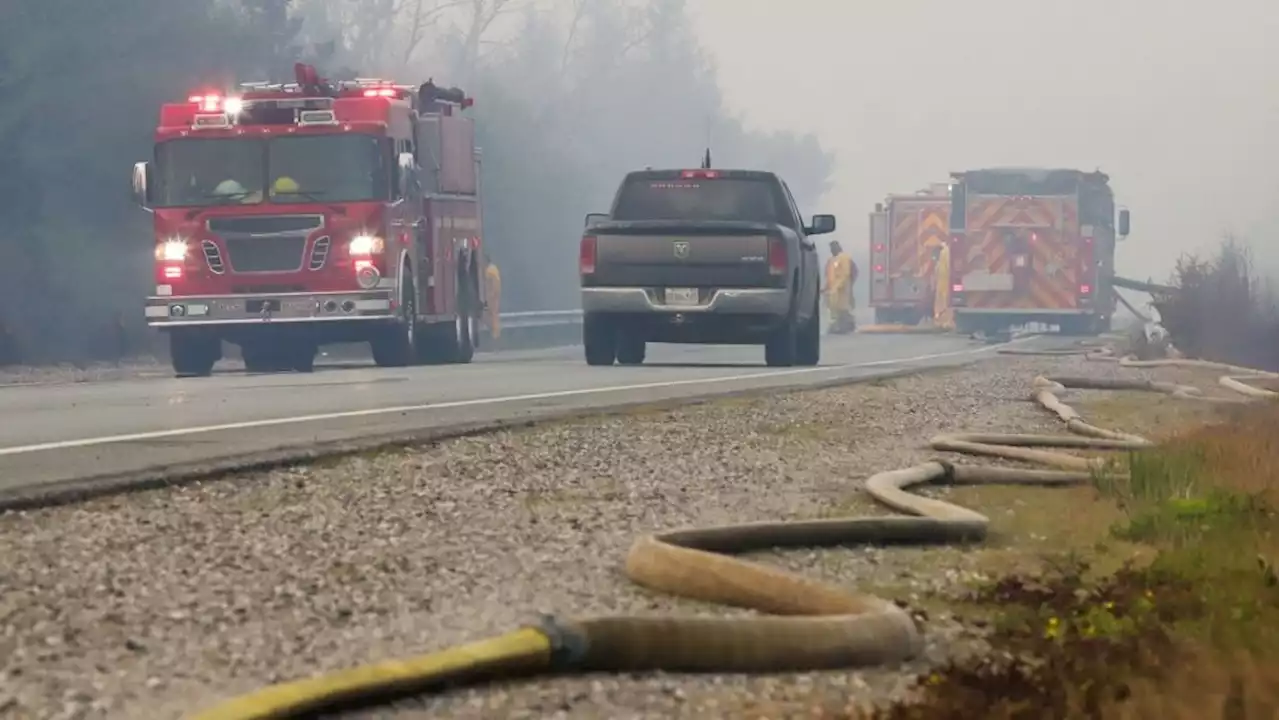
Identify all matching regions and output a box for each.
[131,161,151,209]
[1117,208,1130,239]
[805,214,836,236]
[584,212,609,228]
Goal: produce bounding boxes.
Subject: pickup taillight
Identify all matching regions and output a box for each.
[767,236,787,275]
[579,235,597,275]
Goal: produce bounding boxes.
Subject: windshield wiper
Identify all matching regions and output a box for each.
[200,191,259,205]
[274,190,328,203]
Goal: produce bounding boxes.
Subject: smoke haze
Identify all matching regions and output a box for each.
[693,0,1279,282]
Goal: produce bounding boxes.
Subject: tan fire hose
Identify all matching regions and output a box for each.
[190,351,1277,720]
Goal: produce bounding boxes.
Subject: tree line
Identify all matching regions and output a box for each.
[0,0,834,365]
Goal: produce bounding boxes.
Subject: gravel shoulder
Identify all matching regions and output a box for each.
[0,353,1239,720]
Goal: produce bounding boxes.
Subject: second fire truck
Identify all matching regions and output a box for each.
[131,63,487,376]
[867,183,952,326]
[945,167,1130,336]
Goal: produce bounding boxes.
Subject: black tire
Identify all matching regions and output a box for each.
[795,294,821,367]
[583,313,616,366]
[170,331,218,377]
[764,310,798,368]
[452,313,475,364]
[616,333,646,365]
[873,307,893,325]
[372,270,418,367]
[290,344,317,373]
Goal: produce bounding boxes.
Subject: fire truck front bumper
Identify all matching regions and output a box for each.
[145,290,397,328]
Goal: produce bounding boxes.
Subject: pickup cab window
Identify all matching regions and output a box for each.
[612,177,788,225]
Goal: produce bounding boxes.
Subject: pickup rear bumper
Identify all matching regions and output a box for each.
[581,287,790,315]
[144,290,396,328]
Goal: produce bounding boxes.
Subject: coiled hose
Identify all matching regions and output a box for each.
[190,351,1277,720]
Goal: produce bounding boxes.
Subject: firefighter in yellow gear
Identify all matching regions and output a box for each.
[931,243,955,330]
[483,254,501,340]
[823,240,857,333]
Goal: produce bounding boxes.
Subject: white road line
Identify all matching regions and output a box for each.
[0,337,1029,456]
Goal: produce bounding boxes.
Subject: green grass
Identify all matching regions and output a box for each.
[848,402,1278,720]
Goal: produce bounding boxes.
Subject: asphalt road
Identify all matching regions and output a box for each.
[0,332,1028,503]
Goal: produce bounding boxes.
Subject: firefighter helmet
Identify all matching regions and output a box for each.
[271,176,300,195]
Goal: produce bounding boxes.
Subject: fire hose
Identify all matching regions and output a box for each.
[190,352,1277,720]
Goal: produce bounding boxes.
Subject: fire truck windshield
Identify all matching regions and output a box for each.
[961,169,1081,196]
[152,134,390,208]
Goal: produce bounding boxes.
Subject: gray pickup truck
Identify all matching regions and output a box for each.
[578,168,835,367]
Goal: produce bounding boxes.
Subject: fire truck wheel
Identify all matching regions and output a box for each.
[372,271,418,367]
[170,331,218,378]
[289,344,317,373]
[795,293,821,367]
[451,313,475,364]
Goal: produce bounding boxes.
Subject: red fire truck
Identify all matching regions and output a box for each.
[131,63,486,376]
[946,167,1130,336]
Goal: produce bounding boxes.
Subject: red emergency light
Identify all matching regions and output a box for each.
[362,87,400,98]
[188,93,223,112]
[874,243,885,253]
[680,169,719,179]
[873,264,885,273]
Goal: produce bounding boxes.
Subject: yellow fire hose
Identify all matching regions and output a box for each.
[190,351,1277,720]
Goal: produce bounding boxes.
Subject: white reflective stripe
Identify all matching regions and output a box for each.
[353,299,392,311]
[156,285,173,296]
[144,306,169,318]
[376,277,396,289]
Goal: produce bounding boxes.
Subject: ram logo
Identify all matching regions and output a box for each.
[672,241,690,259]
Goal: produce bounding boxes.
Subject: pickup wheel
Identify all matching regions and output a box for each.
[795,293,821,367]
[371,270,418,367]
[583,313,617,366]
[764,310,798,368]
[616,333,646,366]
[170,331,219,378]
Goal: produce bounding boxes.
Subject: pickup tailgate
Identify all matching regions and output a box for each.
[590,220,776,287]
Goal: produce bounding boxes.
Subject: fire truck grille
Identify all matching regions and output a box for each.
[308,236,331,271]
[201,240,225,274]
[223,236,307,273]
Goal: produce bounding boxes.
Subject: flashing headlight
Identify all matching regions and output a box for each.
[348,235,385,256]
[222,96,244,115]
[156,239,188,262]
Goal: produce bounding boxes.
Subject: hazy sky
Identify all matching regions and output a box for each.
[691,0,1278,280]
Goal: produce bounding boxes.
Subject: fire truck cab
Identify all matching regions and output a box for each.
[131,63,486,376]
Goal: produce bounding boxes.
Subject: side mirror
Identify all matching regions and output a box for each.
[397,152,418,198]
[584,212,609,228]
[131,161,151,209]
[806,214,836,235]
[1117,208,1130,239]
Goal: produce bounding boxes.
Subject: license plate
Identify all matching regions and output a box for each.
[664,287,699,306]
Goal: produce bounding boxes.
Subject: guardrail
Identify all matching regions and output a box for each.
[499,309,583,329]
